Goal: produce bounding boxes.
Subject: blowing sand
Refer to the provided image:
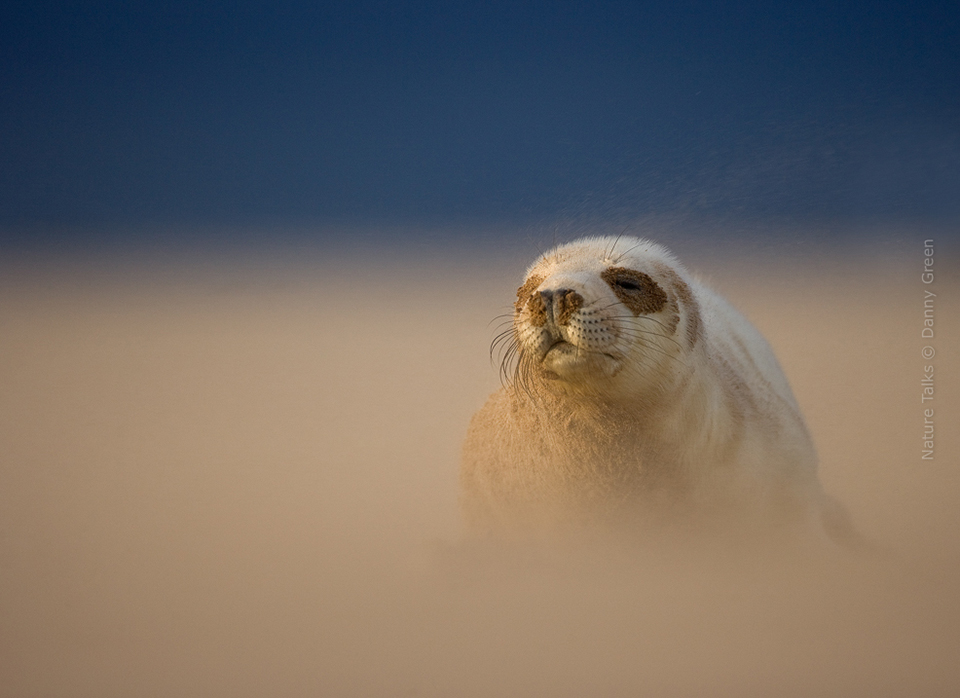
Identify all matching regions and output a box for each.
[1,236,957,697]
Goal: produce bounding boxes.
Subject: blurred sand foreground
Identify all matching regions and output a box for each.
[1,237,958,697]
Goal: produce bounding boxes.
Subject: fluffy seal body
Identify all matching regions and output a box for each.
[461,236,851,543]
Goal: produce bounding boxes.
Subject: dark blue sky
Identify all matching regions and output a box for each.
[2,0,958,240]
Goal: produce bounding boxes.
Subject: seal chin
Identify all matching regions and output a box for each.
[541,341,621,381]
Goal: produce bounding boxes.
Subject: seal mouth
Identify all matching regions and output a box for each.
[544,339,576,356]
[544,340,616,361]
[541,340,620,379]
[541,341,574,380]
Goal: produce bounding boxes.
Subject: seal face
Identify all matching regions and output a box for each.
[503,237,700,399]
[463,235,855,545]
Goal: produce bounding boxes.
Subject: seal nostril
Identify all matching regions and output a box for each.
[540,289,557,326]
[539,288,583,327]
[556,289,583,326]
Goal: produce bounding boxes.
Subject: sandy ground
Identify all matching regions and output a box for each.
[1,234,958,697]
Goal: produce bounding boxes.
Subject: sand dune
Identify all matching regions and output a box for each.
[1,236,957,696]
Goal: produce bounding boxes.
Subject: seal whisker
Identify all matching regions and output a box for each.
[612,239,648,265]
[490,327,517,355]
[604,226,631,261]
[616,327,684,352]
[488,313,515,328]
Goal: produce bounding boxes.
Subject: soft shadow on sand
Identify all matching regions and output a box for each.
[0,235,957,696]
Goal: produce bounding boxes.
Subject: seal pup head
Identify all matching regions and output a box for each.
[502,236,702,399]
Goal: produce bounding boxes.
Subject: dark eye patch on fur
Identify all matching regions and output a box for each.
[601,267,667,315]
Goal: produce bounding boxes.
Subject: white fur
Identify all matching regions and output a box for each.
[461,236,853,544]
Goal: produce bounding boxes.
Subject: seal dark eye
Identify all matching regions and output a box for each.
[614,278,642,292]
[600,266,668,315]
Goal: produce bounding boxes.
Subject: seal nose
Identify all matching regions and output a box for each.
[539,288,583,326]
[539,289,558,305]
